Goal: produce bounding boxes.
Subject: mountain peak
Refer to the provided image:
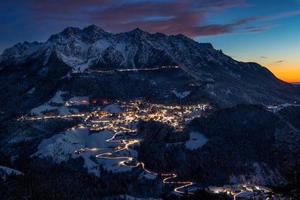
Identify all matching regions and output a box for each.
[127,27,148,35]
[48,27,81,42]
[132,27,143,32]
[61,27,81,36]
[82,24,110,42]
[82,24,105,33]
[48,25,110,43]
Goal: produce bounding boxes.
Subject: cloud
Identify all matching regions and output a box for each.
[29,0,248,36]
[259,9,300,21]
[15,0,300,37]
[275,60,284,63]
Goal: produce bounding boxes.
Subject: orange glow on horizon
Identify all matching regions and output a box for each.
[248,58,300,83]
[232,56,300,83]
[263,61,300,83]
[268,67,300,83]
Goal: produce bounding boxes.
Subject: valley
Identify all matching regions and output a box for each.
[18,98,210,194]
[16,97,285,199]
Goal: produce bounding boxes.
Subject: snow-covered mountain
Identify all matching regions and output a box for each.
[1,25,218,72]
[0,25,299,119]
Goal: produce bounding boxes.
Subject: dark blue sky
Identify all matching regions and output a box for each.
[0,0,299,81]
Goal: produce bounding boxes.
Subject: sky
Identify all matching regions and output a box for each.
[0,0,299,82]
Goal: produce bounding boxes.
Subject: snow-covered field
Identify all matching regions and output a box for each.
[31,91,78,116]
[185,132,208,150]
[34,128,140,176]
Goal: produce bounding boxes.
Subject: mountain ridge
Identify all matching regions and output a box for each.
[0,25,299,113]
[0,25,277,77]
[0,25,218,70]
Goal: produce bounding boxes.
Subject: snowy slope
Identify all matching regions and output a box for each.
[0,166,23,179]
[34,128,139,176]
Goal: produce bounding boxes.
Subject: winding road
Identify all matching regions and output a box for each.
[95,131,194,195]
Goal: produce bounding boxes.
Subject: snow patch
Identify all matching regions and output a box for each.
[27,87,35,94]
[185,132,208,150]
[65,96,89,107]
[140,171,157,180]
[104,104,122,114]
[235,191,253,199]
[49,90,66,104]
[172,90,191,99]
[267,103,300,113]
[31,91,78,115]
[31,104,52,115]
[0,166,23,179]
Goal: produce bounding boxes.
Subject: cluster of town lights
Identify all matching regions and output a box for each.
[18,99,276,197]
[20,100,211,133]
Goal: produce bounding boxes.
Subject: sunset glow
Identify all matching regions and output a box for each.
[0,0,299,82]
[266,64,300,83]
